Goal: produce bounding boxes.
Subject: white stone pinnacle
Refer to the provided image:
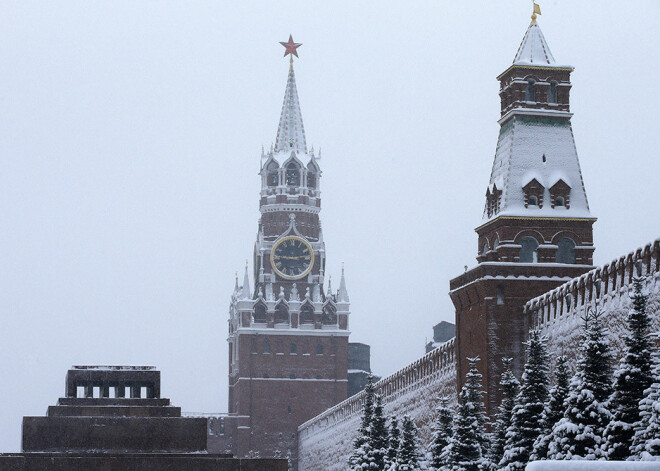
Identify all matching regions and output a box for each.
[337,267,349,303]
[274,64,307,154]
[241,264,251,299]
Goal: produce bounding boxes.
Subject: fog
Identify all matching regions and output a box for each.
[0,1,658,450]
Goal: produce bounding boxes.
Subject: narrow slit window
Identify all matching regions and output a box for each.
[526,79,536,102]
[548,81,558,104]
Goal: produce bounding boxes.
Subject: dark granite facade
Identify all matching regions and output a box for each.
[0,366,286,471]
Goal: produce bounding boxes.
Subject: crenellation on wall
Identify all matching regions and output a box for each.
[297,339,457,471]
[526,238,660,328]
[526,238,660,372]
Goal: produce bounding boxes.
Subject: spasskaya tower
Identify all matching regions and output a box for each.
[226,36,350,465]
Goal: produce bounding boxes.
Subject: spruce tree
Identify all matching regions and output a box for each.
[349,374,376,470]
[531,355,570,461]
[631,351,660,460]
[500,330,550,470]
[369,393,389,469]
[386,417,401,468]
[489,358,520,467]
[449,357,488,471]
[465,357,489,454]
[604,275,655,460]
[396,415,421,471]
[546,308,613,460]
[429,396,454,471]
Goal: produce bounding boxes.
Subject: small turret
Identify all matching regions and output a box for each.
[240,262,251,300]
[337,266,350,303]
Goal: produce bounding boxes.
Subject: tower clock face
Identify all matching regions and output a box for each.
[270,236,314,280]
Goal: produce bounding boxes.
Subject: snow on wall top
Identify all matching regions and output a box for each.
[513,21,567,68]
[298,338,457,471]
[484,116,592,220]
[274,64,307,154]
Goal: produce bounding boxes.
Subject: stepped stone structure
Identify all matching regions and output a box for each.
[0,366,286,471]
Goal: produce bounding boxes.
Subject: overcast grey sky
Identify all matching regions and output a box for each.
[1,1,658,451]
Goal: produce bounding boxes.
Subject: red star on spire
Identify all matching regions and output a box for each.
[280,35,302,58]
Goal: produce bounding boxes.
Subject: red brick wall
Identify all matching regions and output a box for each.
[229,332,348,462]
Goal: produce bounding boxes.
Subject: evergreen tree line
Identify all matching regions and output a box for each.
[348,373,423,470]
[349,275,660,470]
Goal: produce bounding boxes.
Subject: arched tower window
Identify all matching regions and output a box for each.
[519,236,539,263]
[528,195,538,206]
[322,304,337,325]
[307,162,317,189]
[548,81,558,104]
[286,162,300,186]
[274,303,289,324]
[554,196,565,207]
[556,237,576,264]
[526,79,536,102]
[299,304,314,325]
[266,161,279,187]
[263,340,270,354]
[496,285,504,305]
[253,302,267,324]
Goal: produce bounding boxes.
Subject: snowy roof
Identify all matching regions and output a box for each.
[484,116,592,220]
[513,21,567,68]
[274,63,307,154]
[262,149,317,168]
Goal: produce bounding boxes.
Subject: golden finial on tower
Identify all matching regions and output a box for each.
[531,1,542,22]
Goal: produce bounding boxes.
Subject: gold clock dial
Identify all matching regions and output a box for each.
[270,236,314,280]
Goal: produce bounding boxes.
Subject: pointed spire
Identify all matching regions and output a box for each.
[327,275,332,296]
[274,61,307,154]
[337,264,350,303]
[240,261,251,299]
[513,19,557,67]
[234,271,239,292]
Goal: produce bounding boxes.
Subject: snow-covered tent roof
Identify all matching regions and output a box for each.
[274,63,307,154]
[513,20,569,68]
[484,117,592,220]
